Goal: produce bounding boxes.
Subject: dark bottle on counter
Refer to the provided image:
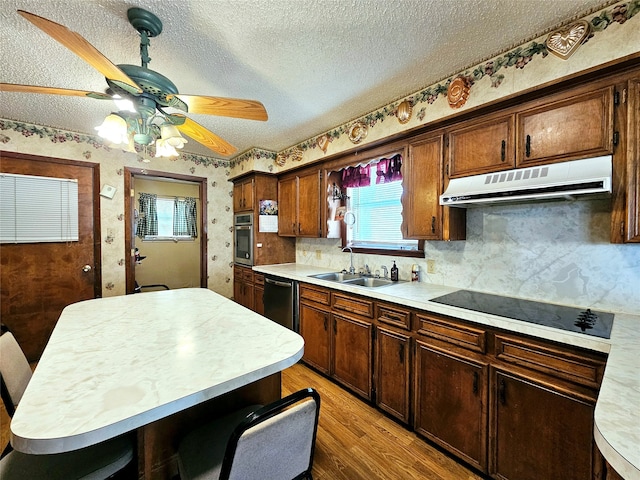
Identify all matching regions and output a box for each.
[390,261,399,281]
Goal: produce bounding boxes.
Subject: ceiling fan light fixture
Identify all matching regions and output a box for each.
[95,113,128,144]
[160,123,188,148]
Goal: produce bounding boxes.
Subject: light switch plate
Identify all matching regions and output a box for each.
[100,184,117,199]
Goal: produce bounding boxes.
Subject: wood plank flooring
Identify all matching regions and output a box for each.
[283,363,485,480]
[0,362,485,480]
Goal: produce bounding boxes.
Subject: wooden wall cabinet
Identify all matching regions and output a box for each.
[612,75,640,243]
[448,114,515,178]
[278,168,321,237]
[516,86,614,167]
[233,177,254,212]
[404,134,466,240]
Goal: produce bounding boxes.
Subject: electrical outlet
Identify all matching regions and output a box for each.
[427,259,436,274]
[315,250,322,260]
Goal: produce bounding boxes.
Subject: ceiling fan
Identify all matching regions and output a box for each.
[0,8,268,157]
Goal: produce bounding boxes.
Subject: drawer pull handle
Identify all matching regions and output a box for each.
[499,378,506,405]
[501,140,506,161]
[399,343,405,364]
[323,315,328,331]
[525,135,531,158]
[472,371,479,394]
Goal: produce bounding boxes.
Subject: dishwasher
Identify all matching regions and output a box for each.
[263,275,298,332]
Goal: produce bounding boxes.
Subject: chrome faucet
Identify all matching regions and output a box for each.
[381,265,389,279]
[342,246,355,274]
[364,264,371,276]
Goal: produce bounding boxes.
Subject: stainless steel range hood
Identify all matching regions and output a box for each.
[439,156,612,207]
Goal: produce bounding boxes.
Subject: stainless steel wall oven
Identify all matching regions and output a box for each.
[234,213,253,266]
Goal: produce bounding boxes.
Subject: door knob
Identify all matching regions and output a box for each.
[82,264,92,272]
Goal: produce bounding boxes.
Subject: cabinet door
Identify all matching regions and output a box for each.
[233,182,244,212]
[448,114,515,177]
[242,180,254,211]
[297,171,321,237]
[332,313,373,400]
[404,135,443,239]
[278,177,297,237]
[414,341,488,472]
[299,302,331,374]
[375,326,411,423]
[253,284,264,315]
[516,86,613,167]
[490,368,595,480]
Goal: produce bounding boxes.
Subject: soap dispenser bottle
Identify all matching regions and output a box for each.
[390,261,399,282]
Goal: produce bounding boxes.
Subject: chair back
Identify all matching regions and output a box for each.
[0,333,32,416]
[221,388,320,480]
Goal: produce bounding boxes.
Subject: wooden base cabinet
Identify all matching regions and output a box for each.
[333,313,373,400]
[490,367,597,480]
[299,299,331,375]
[233,265,254,309]
[414,340,489,472]
[374,326,411,424]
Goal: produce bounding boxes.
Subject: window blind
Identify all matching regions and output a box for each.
[0,173,79,243]
[347,180,418,250]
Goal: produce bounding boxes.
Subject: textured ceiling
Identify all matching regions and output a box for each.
[0,0,611,158]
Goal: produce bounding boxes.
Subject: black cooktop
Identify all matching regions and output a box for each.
[430,290,614,339]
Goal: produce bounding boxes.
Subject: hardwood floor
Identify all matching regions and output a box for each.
[283,363,485,480]
[0,363,485,480]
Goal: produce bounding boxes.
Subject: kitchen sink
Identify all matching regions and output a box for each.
[308,272,396,288]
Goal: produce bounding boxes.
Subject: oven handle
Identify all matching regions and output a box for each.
[265,278,293,288]
[235,225,252,230]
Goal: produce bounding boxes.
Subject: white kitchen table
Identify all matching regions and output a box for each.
[10,288,304,478]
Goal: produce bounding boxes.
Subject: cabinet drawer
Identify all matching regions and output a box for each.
[494,334,605,389]
[235,266,253,282]
[253,274,264,286]
[376,303,411,330]
[416,313,486,354]
[300,283,331,306]
[332,292,374,318]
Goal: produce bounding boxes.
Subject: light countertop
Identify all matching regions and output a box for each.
[11,288,304,454]
[254,263,639,479]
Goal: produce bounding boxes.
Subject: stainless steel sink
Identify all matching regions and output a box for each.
[309,272,359,282]
[343,277,395,288]
[308,272,395,288]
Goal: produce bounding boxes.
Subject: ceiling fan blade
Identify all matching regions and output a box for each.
[0,83,111,100]
[173,94,268,121]
[17,10,142,94]
[174,115,237,156]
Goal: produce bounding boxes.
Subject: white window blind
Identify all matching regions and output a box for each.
[0,173,79,243]
[347,179,418,250]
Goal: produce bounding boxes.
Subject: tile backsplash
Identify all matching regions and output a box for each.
[297,198,640,315]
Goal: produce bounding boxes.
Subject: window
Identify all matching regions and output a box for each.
[343,154,420,255]
[136,193,197,240]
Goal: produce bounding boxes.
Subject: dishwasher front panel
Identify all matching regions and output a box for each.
[263,275,298,332]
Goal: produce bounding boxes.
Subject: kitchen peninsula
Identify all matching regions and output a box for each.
[254,263,639,480]
[10,288,304,479]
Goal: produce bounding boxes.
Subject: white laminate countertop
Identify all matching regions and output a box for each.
[254,263,640,480]
[10,288,304,455]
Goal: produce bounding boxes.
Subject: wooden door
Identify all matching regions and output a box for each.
[414,340,488,472]
[448,114,515,177]
[0,152,100,362]
[277,177,297,237]
[516,86,614,167]
[332,313,373,400]
[299,302,331,374]
[375,326,411,423]
[490,368,595,480]
[296,170,321,237]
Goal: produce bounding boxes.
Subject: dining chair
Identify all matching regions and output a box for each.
[177,387,321,480]
[0,332,136,479]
